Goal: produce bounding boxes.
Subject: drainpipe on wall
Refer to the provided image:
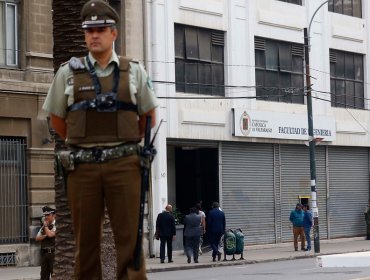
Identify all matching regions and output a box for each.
[142,0,155,258]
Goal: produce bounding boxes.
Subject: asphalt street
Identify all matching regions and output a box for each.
[147,258,370,280]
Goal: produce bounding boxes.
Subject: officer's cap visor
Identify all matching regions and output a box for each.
[82,19,116,29]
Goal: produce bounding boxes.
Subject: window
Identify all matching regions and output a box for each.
[175,24,224,95]
[277,0,302,5]
[0,0,18,66]
[0,138,28,244]
[255,37,304,104]
[330,49,364,109]
[328,0,362,18]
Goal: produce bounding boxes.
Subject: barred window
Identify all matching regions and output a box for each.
[175,24,225,96]
[277,0,302,5]
[0,0,18,66]
[255,37,304,104]
[330,49,364,109]
[328,0,362,18]
[0,138,28,244]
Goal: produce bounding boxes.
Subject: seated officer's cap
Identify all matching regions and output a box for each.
[81,0,119,29]
[42,206,56,215]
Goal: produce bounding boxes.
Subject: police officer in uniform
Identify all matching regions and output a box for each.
[42,0,158,279]
[36,206,56,280]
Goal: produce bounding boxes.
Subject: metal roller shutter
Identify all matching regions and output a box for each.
[328,147,369,238]
[221,142,275,244]
[280,145,327,242]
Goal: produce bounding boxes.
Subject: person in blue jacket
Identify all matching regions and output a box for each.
[302,204,313,251]
[207,202,226,261]
[289,203,305,251]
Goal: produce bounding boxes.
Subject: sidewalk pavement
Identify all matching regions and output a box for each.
[1,237,370,280]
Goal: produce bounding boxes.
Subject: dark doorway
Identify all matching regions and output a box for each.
[174,147,219,219]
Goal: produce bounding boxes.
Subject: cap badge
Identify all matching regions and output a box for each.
[91,15,97,21]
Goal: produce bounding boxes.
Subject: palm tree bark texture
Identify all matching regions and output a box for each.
[51,0,119,279]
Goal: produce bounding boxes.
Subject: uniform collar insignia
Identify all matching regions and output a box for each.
[91,15,97,21]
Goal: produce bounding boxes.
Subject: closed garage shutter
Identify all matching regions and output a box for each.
[328,147,369,238]
[280,145,327,242]
[221,142,275,244]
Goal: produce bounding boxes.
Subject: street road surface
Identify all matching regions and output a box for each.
[147,258,370,280]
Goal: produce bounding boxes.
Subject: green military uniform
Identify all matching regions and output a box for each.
[364,203,370,240]
[42,1,158,279]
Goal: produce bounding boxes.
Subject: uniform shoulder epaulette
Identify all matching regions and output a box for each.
[68,57,86,70]
[130,58,140,64]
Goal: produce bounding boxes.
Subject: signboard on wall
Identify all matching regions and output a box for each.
[233,108,336,142]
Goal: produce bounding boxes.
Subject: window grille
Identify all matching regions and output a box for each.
[0,137,28,245]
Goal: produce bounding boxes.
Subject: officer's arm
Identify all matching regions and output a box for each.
[50,114,67,140]
[35,229,45,241]
[44,226,56,238]
[139,109,156,137]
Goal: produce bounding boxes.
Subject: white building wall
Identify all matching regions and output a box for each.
[147,0,370,252]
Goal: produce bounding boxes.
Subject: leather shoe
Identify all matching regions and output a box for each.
[194,260,199,263]
[212,256,216,262]
[217,252,222,261]
[187,257,191,263]
[160,259,164,263]
[168,260,173,263]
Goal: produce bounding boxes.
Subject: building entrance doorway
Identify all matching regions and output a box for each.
[174,146,219,220]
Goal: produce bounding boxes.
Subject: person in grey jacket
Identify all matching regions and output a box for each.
[183,207,202,263]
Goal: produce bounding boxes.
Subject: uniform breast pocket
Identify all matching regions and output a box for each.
[66,111,86,138]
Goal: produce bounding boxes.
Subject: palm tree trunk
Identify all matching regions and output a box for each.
[51,1,117,279]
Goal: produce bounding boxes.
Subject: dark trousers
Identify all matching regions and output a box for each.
[209,232,223,257]
[185,236,200,261]
[40,251,54,280]
[159,236,173,261]
[68,155,146,280]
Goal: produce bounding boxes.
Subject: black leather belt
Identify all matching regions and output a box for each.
[42,248,55,254]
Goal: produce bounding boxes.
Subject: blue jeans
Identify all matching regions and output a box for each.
[304,227,311,250]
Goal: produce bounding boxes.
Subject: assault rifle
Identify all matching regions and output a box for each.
[134,115,157,270]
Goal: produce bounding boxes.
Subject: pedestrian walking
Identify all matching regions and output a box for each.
[36,206,56,280]
[289,203,305,251]
[155,205,176,263]
[183,207,202,263]
[195,203,206,255]
[42,0,158,278]
[302,204,312,251]
[207,202,225,262]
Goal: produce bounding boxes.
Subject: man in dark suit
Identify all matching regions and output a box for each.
[207,202,226,262]
[155,205,176,263]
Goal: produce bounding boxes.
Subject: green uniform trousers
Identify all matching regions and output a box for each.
[67,154,146,280]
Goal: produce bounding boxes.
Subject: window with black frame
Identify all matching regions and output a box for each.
[330,49,364,109]
[328,0,362,18]
[175,24,225,96]
[255,37,304,104]
[0,0,18,66]
[277,0,302,5]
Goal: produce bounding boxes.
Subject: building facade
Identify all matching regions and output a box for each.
[147,0,370,255]
[1,0,369,265]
